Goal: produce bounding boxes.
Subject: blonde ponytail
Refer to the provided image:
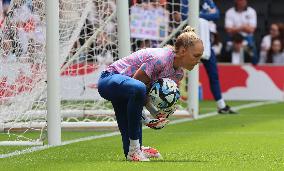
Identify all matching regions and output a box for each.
[174,25,201,51]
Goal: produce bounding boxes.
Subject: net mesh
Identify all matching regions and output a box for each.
[0,0,118,143]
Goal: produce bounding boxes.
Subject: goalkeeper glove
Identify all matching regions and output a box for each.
[141,110,169,130]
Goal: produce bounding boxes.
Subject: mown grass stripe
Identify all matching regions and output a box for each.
[0,101,279,159]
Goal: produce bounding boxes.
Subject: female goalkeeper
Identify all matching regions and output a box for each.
[98,26,204,162]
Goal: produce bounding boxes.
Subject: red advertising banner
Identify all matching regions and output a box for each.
[2,62,283,102]
[199,64,284,101]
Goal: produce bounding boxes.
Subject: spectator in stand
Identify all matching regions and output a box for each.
[266,38,284,64]
[2,0,10,16]
[130,0,166,6]
[94,0,117,63]
[167,0,182,35]
[222,33,253,64]
[10,0,43,58]
[259,23,284,64]
[136,39,151,50]
[224,0,257,64]
[0,0,11,28]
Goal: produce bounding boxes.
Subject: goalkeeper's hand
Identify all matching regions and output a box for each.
[142,97,177,129]
[145,117,169,130]
[141,111,169,130]
[144,107,176,129]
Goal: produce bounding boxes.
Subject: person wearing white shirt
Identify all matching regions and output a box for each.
[225,0,257,63]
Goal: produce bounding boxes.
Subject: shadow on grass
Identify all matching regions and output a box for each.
[101,158,207,163]
[150,159,208,163]
[110,159,208,163]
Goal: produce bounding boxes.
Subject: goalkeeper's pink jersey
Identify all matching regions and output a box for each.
[106,47,184,84]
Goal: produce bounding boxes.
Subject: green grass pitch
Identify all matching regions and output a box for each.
[0,101,284,170]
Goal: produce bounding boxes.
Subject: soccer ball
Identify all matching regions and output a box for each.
[148,78,180,110]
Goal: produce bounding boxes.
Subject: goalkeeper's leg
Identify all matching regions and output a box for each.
[98,73,148,161]
[111,101,130,156]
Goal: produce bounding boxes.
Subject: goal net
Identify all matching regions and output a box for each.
[0,0,119,145]
[0,0,193,145]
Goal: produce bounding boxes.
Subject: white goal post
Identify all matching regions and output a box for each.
[187,0,200,118]
[0,0,199,146]
[46,0,60,145]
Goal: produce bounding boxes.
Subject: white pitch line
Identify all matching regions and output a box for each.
[170,101,279,124]
[0,101,280,159]
[0,132,121,159]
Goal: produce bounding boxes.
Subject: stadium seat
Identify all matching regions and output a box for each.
[269,0,284,16]
[257,15,267,30]
[249,0,269,16]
